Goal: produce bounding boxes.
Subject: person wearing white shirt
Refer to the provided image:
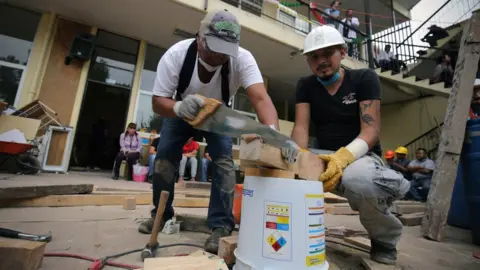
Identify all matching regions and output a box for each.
[337,9,360,57]
[139,9,294,254]
[378,44,395,69]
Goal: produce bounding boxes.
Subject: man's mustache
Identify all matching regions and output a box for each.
[316,64,330,71]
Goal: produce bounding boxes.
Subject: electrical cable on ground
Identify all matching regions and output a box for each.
[44,243,206,270]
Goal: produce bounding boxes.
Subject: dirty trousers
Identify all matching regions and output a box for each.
[151,118,235,231]
[312,150,411,249]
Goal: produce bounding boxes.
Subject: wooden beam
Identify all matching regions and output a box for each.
[0,237,46,270]
[399,212,424,226]
[421,11,480,241]
[239,137,325,180]
[0,184,93,200]
[0,194,209,208]
[218,235,238,265]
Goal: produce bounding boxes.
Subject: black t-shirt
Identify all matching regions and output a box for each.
[151,137,160,151]
[296,68,382,155]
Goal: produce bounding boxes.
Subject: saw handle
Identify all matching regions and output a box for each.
[185,95,222,127]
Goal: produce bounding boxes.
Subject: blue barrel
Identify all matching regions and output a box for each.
[463,118,480,245]
[447,162,470,229]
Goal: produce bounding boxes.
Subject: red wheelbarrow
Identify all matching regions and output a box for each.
[0,141,41,175]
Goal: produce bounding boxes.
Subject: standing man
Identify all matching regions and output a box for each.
[337,9,359,57]
[140,10,282,254]
[282,25,410,265]
[323,1,342,27]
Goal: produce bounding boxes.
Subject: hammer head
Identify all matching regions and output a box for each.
[140,242,159,261]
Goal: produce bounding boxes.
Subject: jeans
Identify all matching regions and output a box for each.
[311,150,411,249]
[148,154,156,176]
[151,117,235,231]
[201,157,211,182]
[113,151,140,180]
[179,156,197,178]
[405,178,431,202]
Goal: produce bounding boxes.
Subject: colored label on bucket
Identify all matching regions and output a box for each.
[263,202,292,261]
[305,194,326,267]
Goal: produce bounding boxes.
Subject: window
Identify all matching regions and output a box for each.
[278,9,296,29]
[220,0,263,17]
[88,30,139,88]
[0,4,41,106]
[134,44,167,132]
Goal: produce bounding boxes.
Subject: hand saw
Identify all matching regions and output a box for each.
[184,95,292,148]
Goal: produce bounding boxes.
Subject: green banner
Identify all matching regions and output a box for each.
[280,2,302,8]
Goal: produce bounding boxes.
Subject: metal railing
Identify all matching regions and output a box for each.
[370,0,479,69]
[404,123,443,160]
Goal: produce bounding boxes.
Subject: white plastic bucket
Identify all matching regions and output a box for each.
[233,175,329,270]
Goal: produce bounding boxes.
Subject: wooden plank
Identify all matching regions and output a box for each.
[45,130,68,166]
[0,194,209,208]
[0,184,93,200]
[422,11,480,242]
[188,250,220,260]
[399,212,424,226]
[344,236,371,250]
[183,182,211,190]
[324,192,348,203]
[144,256,228,270]
[0,237,47,270]
[218,235,238,265]
[239,137,325,180]
[395,204,425,215]
[325,203,359,215]
[244,167,295,179]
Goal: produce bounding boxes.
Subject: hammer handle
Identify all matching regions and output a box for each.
[149,191,170,246]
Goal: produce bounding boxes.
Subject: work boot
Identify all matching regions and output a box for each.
[138,217,165,234]
[370,239,397,265]
[204,228,231,254]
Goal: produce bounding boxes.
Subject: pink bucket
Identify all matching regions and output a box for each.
[132,165,149,182]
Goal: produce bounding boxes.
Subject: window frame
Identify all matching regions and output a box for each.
[0,60,28,107]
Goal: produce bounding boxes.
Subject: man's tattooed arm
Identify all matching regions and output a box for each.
[358,100,381,148]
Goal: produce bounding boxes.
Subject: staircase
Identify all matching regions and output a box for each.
[404,123,443,161]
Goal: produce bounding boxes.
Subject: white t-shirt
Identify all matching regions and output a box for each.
[152,38,263,102]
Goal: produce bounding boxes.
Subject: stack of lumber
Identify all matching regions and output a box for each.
[0,181,211,208]
[140,250,228,270]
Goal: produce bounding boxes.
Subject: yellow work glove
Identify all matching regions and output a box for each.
[317,147,355,192]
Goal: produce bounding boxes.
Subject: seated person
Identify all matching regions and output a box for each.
[406,148,435,201]
[112,122,141,180]
[179,137,199,182]
[201,146,212,182]
[378,45,395,70]
[389,147,412,181]
[148,135,160,181]
[432,54,454,86]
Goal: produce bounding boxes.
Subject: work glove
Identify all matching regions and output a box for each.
[173,94,205,120]
[317,147,355,192]
[281,140,300,164]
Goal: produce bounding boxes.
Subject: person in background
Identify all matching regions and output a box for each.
[284,25,410,265]
[407,148,435,201]
[148,135,160,182]
[469,79,480,119]
[337,9,359,57]
[179,137,199,182]
[112,122,141,180]
[201,146,212,182]
[384,150,395,164]
[88,116,107,171]
[432,54,453,87]
[378,44,395,70]
[389,147,412,180]
[421,25,449,48]
[148,129,158,145]
[323,1,341,27]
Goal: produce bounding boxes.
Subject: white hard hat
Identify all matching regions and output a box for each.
[302,25,346,55]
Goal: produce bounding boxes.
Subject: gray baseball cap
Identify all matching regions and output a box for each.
[199,9,241,58]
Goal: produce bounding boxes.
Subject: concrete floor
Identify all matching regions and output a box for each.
[1,172,479,269]
[1,205,479,270]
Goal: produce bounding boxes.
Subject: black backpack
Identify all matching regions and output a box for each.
[175,39,231,107]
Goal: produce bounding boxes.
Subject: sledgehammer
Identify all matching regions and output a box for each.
[140,190,170,261]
